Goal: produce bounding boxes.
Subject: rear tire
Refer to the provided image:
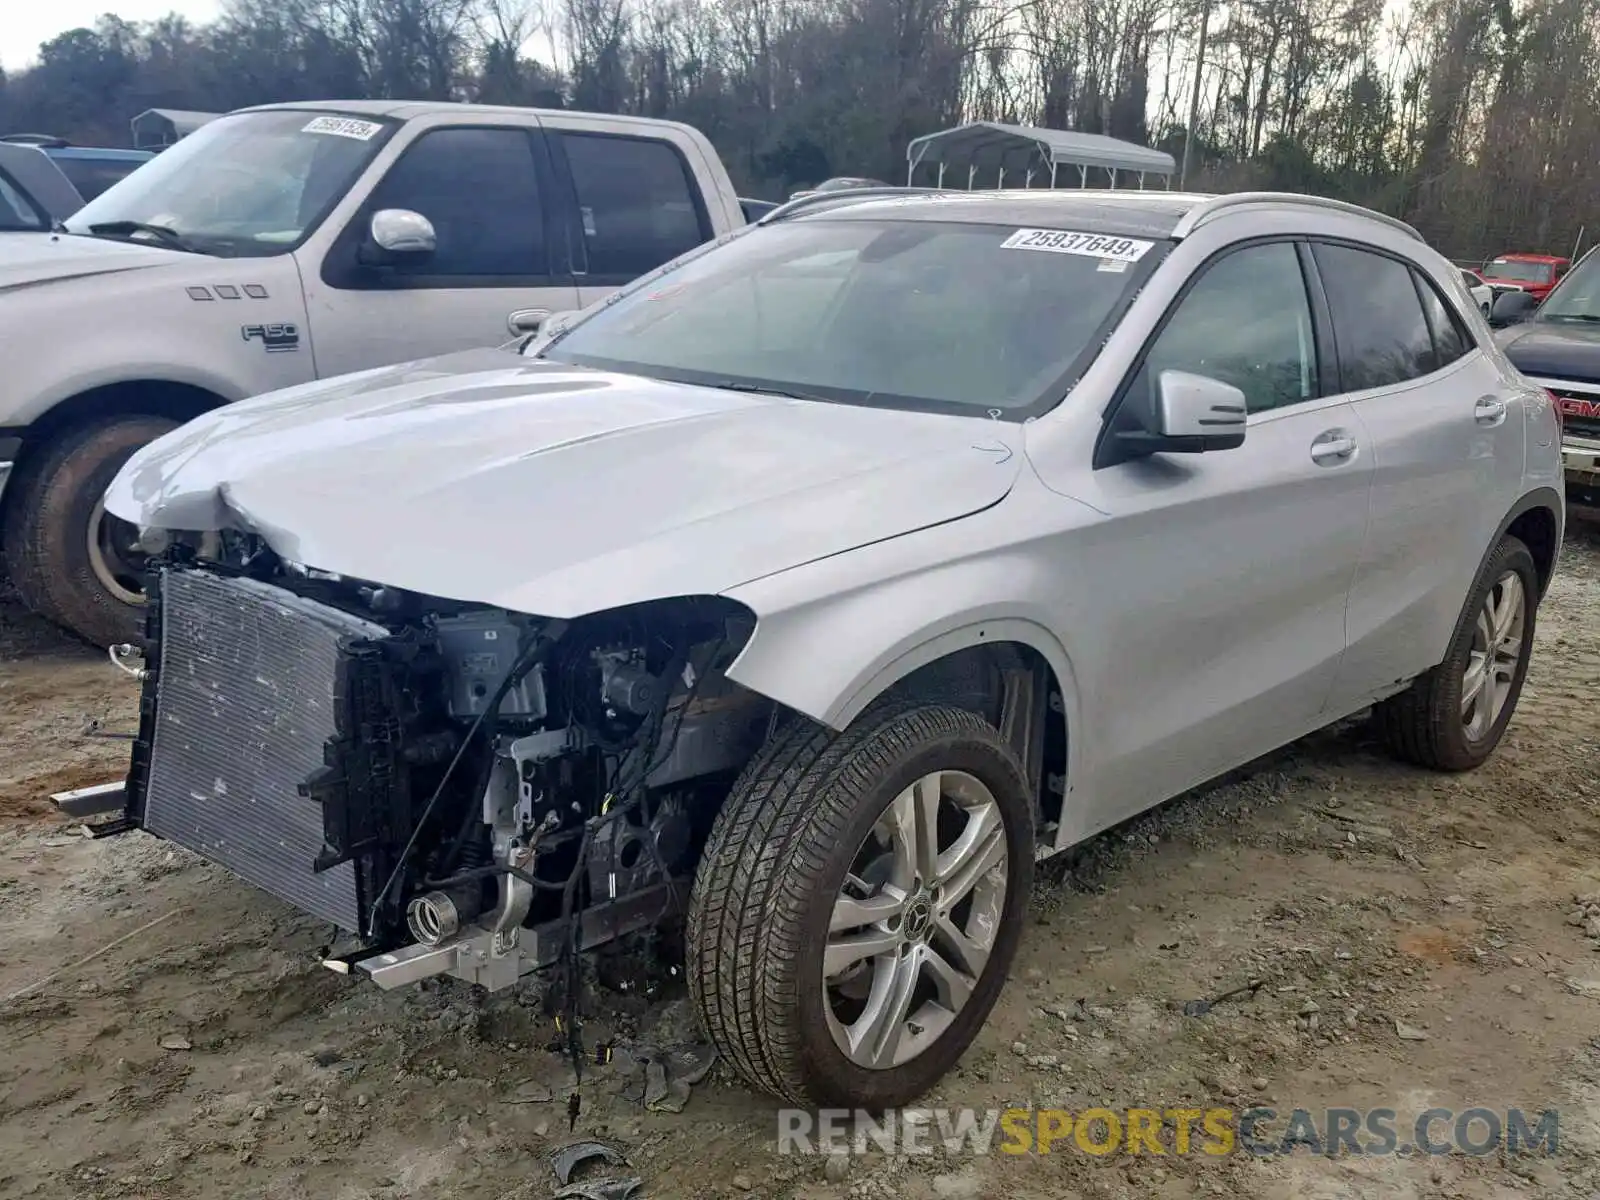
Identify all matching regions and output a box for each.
[1374,534,1538,771]
[688,701,1034,1108]
[1,415,176,646]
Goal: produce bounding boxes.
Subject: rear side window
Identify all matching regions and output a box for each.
[50,155,142,202]
[1312,243,1434,391]
[1414,271,1473,369]
[0,171,46,230]
[558,133,707,278]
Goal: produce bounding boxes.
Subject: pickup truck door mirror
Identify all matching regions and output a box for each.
[518,309,581,353]
[1115,370,1248,457]
[1489,290,1537,327]
[360,208,436,264]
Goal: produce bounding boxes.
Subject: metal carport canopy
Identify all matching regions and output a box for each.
[906,121,1176,188]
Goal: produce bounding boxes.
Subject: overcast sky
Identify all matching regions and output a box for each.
[1,2,221,72]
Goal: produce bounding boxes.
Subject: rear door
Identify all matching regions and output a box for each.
[540,119,718,310]
[304,120,579,377]
[1314,242,1526,705]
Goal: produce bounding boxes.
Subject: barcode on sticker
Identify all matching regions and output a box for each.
[1001,229,1153,262]
[302,116,384,141]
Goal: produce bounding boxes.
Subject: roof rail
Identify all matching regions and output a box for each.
[1,133,70,148]
[1172,191,1423,243]
[757,186,949,225]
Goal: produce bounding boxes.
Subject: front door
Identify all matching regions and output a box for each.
[300,122,578,378]
[1065,239,1375,829]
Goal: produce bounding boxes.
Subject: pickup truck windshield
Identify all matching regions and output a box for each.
[542,218,1158,415]
[64,110,395,257]
[1484,258,1554,284]
[1539,252,1600,322]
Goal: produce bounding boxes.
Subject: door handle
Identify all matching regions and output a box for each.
[1309,430,1358,464]
[507,307,552,337]
[1474,394,1507,426]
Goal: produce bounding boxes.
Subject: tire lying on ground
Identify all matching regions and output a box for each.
[1,415,177,647]
[1375,533,1539,771]
[689,701,1034,1108]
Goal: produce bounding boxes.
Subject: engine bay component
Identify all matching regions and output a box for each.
[124,551,765,997]
[406,888,478,946]
[134,567,393,931]
[435,609,547,719]
[598,651,660,718]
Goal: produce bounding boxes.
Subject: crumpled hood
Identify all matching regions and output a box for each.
[106,350,1023,617]
[0,230,181,294]
[1498,321,1600,384]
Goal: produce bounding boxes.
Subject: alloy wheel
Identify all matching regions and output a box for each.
[1462,569,1525,741]
[823,770,1009,1070]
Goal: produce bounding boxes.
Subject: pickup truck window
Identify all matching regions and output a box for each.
[1485,258,1553,284]
[363,127,548,277]
[64,109,393,257]
[558,132,707,279]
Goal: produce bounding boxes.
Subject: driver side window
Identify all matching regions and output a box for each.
[1136,241,1318,415]
[363,127,548,279]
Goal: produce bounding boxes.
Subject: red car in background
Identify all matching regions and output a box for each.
[1476,252,1571,302]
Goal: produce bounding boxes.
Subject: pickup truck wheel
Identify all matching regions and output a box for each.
[2,416,176,646]
[687,702,1033,1108]
[1374,534,1538,771]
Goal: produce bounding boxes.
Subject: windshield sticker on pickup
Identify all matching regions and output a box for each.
[302,116,384,141]
[1001,229,1154,262]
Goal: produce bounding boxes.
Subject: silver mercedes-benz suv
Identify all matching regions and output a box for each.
[104,188,1563,1108]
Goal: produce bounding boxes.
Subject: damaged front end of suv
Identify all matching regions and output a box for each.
[125,539,772,993]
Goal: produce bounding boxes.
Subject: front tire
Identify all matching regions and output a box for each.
[1374,534,1538,770]
[688,702,1034,1108]
[1,415,176,646]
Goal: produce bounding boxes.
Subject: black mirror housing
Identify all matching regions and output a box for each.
[1489,290,1537,327]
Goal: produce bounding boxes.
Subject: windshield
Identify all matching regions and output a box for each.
[65,110,394,257]
[1484,258,1554,284]
[541,218,1159,414]
[1538,250,1600,322]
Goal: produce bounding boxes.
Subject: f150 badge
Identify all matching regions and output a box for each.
[241,323,300,353]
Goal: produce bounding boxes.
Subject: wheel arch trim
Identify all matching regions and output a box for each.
[1493,486,1563,599]
[725,610,1084,855]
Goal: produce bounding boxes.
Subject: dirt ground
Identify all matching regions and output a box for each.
[3,529,1600,1200]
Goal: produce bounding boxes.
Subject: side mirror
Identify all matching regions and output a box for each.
[359,208,435,265]
[1117,370,1247,456]
[519,309,581,354]
[1489,290,1537,327]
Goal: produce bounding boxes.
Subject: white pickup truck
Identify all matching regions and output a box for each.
[0,100,746,645]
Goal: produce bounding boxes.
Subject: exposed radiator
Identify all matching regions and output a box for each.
[142,568,390,931]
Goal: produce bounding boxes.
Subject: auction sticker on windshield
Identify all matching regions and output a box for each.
[302,116,384,141]
[1001,229,1153,262]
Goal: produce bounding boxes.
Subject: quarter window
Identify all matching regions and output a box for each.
[558,133,707,278]
[1414,271,1472,370]
[365,127,547,277]
[1313,243,1434,391]
[0,171,45,231]
[1134,241,1317,415]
